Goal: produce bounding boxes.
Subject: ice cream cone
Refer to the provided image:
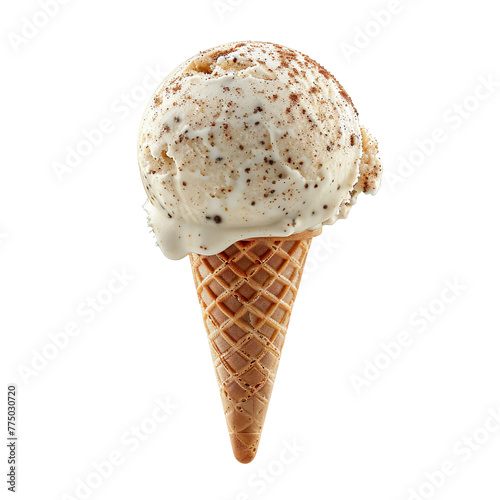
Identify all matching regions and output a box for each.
[189,229,321,463]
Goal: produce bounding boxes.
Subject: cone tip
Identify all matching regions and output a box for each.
[230,433,261,464]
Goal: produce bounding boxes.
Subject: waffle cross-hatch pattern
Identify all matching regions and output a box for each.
[189,233,315,463]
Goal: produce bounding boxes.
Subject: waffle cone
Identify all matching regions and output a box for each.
[189,229,320,463]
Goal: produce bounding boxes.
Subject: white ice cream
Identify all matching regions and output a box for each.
[138,41,382,259]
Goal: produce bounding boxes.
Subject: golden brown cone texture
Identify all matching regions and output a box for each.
[189,230,319,463]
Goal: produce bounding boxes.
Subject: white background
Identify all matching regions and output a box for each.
[2,0,500,499]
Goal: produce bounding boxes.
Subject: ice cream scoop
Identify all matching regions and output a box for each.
[138,41,381,260]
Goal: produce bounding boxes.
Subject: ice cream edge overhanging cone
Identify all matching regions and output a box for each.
[137,41,382,463]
